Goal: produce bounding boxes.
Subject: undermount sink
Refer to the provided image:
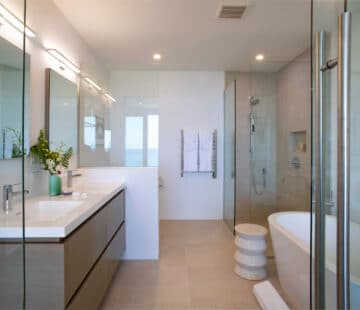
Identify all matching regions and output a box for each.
[26,200,83,222]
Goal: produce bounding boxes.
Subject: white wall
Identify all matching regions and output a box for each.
[158,71,224,219]
[118,168,159,260]
[0,0,109,197]
[110,71,224,220]
[77,167,159,260]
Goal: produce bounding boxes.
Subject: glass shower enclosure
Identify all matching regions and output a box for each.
[223,80,236,232]
[312,0,360,308]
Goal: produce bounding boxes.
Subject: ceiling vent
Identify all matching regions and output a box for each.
[217,4,247,19]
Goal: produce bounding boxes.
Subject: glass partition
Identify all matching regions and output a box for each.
[0,1,27,308]
[0,37,30,159]
[223,80,236,231]
[312,0,345,308]
[348,1,360,308]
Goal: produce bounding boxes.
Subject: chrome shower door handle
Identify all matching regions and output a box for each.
[314,31,326,310]
[337,11,351,310]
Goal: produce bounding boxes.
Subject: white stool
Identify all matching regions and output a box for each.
[234,224,268,280]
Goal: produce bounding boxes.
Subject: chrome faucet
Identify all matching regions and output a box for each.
[3,184,29,213]
[67,170,82,188]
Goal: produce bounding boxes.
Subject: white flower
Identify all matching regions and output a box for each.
[46,159,58,175]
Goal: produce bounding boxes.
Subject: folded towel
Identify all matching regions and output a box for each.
[199,131,213,172]
[253,281,289,310]
[183,131,198,172]
[3,130,13,159]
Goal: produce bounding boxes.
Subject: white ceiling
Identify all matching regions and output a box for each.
[53,0,311,71]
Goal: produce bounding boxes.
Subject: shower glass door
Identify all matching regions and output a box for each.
[223,81,236,231]
[348,2,360,308]
[313,0,359,308]
[249,68,277,228]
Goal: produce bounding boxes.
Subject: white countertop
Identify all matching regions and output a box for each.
[0,169,126,239]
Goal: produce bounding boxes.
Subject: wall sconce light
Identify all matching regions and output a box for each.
[47,49,80,74]
[84,77,102,91]
[0,3,36,38]
[104,93,116,103]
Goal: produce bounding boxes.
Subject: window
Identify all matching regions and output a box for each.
[125,116,144,166]
[147,115,159,167]
[104,130,112,152]
[124,114,159,167]
[123,97,159,167]
[83,116,96,150]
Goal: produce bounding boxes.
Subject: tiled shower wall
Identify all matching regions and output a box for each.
[276,49,311,213]
[226,48,311,224]
[225,71,278,223]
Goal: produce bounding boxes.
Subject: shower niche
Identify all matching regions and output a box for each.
[289,130,307,153]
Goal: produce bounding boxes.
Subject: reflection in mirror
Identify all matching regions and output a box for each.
[79,80,111,167]
[123,97,159,167]
[0,37,30,159]
[46,69,78,155]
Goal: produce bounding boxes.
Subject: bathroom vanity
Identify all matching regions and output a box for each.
[0,177,126,309]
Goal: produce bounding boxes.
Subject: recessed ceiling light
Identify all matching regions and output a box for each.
[153,53,162,61]
[256,54,264,62]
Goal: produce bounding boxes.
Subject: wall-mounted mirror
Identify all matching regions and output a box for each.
[45,69,78,154]
[79,80,111,167]
[0,37,30,159]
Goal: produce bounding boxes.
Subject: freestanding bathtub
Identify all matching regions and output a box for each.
[268,211,360,310]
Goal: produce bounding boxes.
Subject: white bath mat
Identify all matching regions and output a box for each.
[253,280,289,310]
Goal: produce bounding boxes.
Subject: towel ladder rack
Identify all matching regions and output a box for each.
[180,129,217,179]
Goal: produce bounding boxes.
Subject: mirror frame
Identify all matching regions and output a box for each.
[45,68,80,164]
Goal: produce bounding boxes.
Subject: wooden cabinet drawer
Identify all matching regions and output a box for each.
[64,190,124,304]
[106,191,125,242]
[64,206,107,304]
[66,224,125,310]
[105,223,126,282]
[22,190,126,310]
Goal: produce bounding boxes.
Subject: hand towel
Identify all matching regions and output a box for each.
[253,280,289,310]
[199,131,213,172]
[183,131,198,172]
[3,129,13,159]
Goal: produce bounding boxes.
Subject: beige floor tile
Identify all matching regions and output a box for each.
[184,243,234,268]
[159,244,187,267]
[111,261,160,287]
[187,266,259,309]
[154,283,191,306]
[101,220,285,310]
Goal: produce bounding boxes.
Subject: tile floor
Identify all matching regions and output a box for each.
[101,220,283,310]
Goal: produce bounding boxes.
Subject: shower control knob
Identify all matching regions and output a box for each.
[290,156,301,169]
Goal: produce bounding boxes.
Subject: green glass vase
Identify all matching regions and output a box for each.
[49,174,62,196]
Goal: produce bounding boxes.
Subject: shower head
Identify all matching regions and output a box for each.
[249,96,260,105]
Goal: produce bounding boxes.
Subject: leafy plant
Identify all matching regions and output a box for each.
[30,130,73,175]
[4,128,27,158]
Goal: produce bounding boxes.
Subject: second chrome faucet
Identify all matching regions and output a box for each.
[2,184,29,213]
